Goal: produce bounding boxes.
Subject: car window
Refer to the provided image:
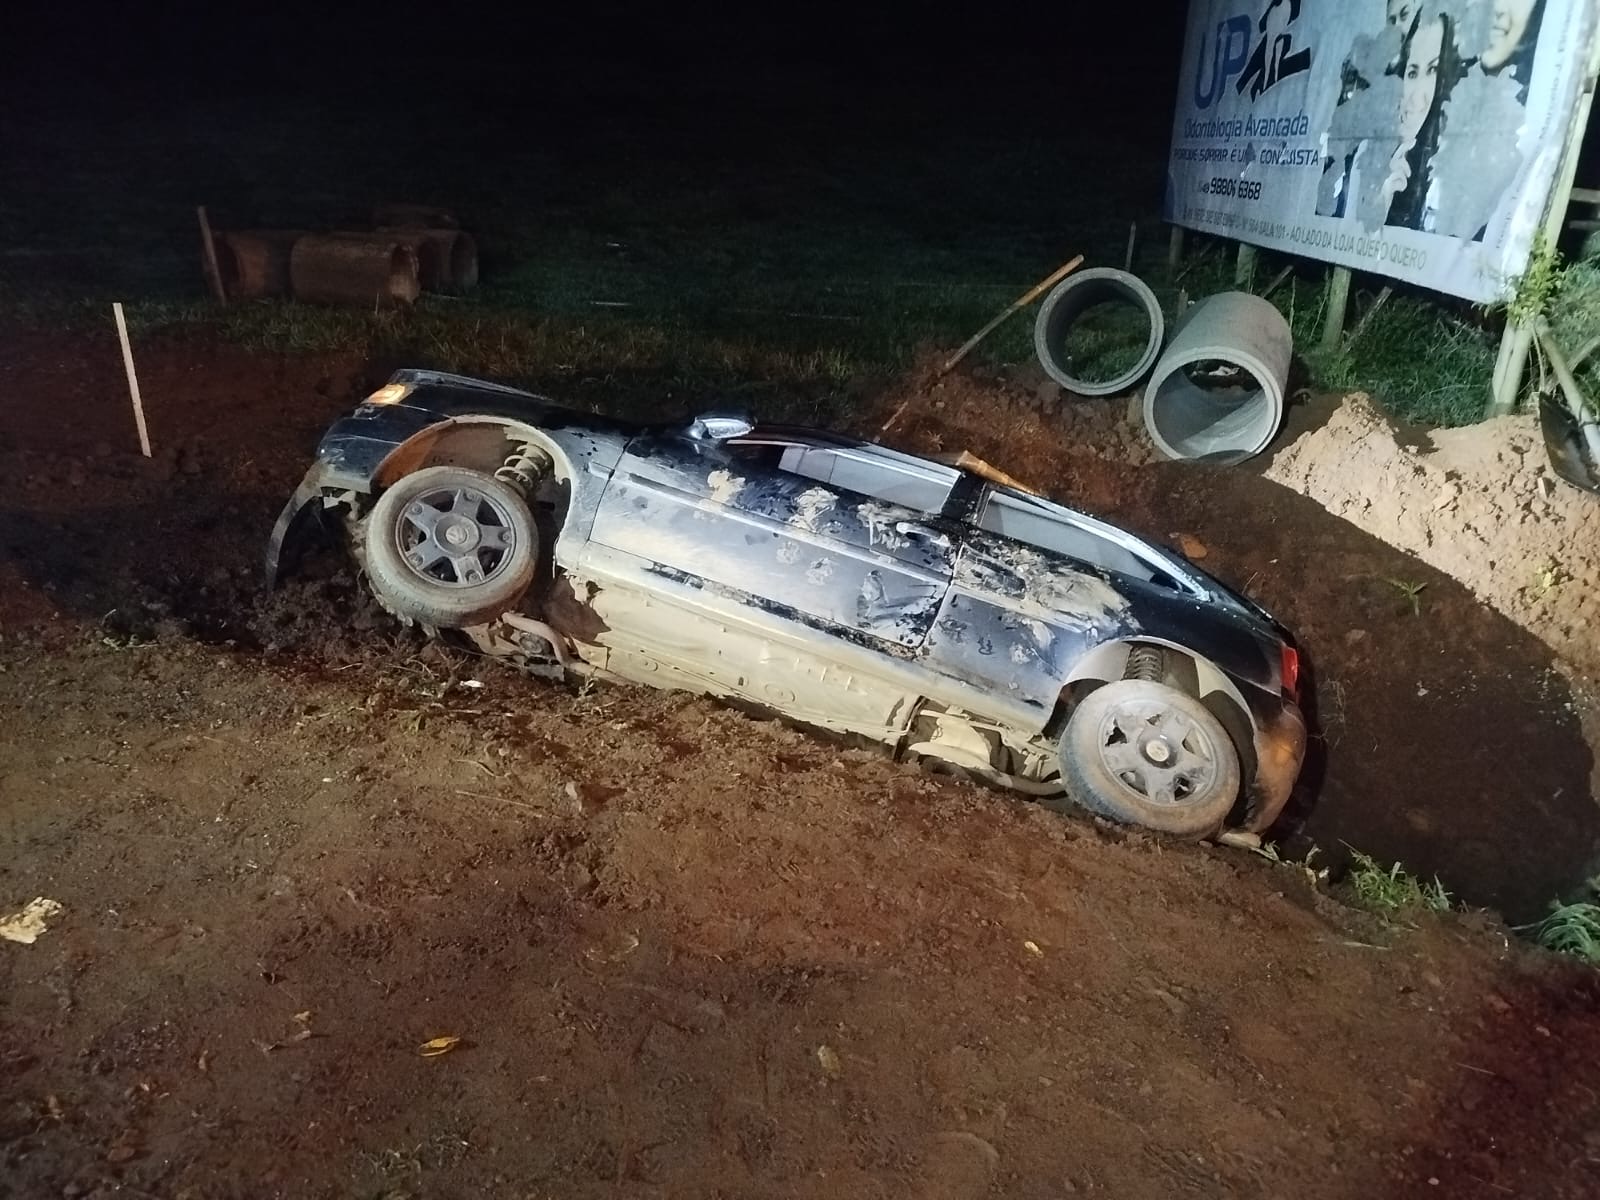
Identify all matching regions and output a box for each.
[978,488,1177,587]
[726,438,957,513]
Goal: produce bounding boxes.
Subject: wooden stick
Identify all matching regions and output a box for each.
[1259,264,1294,300]
[1535,319,1600,465]
[197,206,227,304]
[939,254,1083,375]
[112,303,152,458]
[1173,239,1217,285]
[933,449,1042,495]
[1345,284,1394,349]
[1123,222,1137,273]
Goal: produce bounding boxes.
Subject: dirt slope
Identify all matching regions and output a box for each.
[2,330,1600,1197]
[4,632,1600,1199]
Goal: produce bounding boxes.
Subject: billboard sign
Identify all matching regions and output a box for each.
[1165,0,1600,302]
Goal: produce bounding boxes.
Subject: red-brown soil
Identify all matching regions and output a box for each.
[3,330,1599,1198]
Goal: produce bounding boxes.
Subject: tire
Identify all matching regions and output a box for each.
[362,465,538,629]
[1053,679,1241,837]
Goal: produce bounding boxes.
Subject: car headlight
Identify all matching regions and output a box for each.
[365,382,413,406]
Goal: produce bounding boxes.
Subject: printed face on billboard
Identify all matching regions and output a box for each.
[1399,16,1444,140]
[1386,0,1418,30]
[1167,0,1594,301]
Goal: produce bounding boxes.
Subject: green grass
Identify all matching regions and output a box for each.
[1549,259,1600,403]
[1519,901,1600,966]
[1345,849,1452,918]
[0,95,1519,429]
[1164,250,1499,427]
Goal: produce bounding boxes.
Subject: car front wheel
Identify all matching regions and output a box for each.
[1055,679,1241,837]
[361,465,538,629]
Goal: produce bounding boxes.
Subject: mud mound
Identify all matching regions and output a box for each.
[1265,397,1600,682]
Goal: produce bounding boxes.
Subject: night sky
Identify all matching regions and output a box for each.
[12,5,1189,138]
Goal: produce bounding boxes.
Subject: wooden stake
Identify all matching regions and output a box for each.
[1234,242,1257,288]
[1320,266,1352,354]
[1536,319,1600,464]
[1167,225,1185,271]
[1173,239,1217,285]
[938,253,1084,375]
[113,303,152,458]
[1259,264,1294,300]
[1346,284,1394,349]
[197,206,227,304]
[1123,222,1137,273]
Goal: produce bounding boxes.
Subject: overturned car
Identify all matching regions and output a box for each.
[268,370,1306,837]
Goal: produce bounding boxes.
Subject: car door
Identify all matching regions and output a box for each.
[587,430,956,649]
[924,488,1144,728]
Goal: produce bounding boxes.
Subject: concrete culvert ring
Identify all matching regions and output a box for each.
[1142,291,1291,464]
[1033,268,1165,397]
[445,232,479,291]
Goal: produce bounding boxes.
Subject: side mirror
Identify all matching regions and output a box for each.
[687,413,754,441]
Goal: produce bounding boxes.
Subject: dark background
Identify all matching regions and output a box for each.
[9,4,1188,131]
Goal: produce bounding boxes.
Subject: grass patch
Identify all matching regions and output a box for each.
[1165,250,1498,427]
[1520,901,1600,966]
[0,94,1521,430]
[1345,849,1452,918]
[1548,259,1600,403]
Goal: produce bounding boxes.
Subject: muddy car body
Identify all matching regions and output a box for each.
[269,370,1306,836]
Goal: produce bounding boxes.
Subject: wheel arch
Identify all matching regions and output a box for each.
[371,417,579,491]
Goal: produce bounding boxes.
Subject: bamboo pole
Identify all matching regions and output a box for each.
[197,206,227,304]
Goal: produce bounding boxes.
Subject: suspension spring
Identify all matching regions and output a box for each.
[495,441,553,496]
[1123,644,1165,683]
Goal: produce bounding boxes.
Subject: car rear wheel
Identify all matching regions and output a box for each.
[362,465,538,629]
[1055,679,1240,837]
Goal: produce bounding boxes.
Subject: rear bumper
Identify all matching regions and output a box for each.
[1244,697,1307,833]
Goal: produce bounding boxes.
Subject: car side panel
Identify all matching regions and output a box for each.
[587,435,955,650]
[925,532,1143,717]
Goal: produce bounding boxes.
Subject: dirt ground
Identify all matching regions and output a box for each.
[4,329,1600,1198]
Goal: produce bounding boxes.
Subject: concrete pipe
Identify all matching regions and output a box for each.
[217,230,306,299]
[339,229,478,292]
[289,235,421,308]
[1142,292,1291,464]
[1033,268,1165,397]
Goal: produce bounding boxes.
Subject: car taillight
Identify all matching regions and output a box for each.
[1280,644,1300,700]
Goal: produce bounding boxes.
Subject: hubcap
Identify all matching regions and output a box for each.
[1096,698,1219,808]
[393,485,516,588]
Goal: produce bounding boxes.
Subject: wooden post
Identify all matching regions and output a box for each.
[1234,242,1257,289]
[1488,25,1600,415]
[1123,222,1138,273]
[1320,266,1352,354]
[197,206,227,305]
[1490,322,1536,415]
[1167,225,1185,272]
[112,303,152,458]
